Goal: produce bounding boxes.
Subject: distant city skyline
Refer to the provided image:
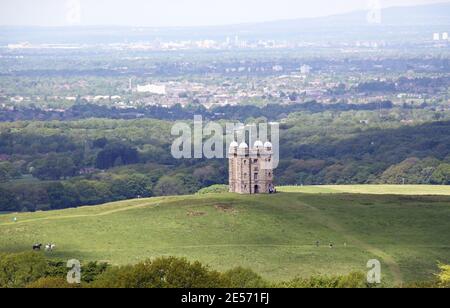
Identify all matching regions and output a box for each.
[0,0,448,27]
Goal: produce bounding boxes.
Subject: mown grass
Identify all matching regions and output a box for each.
[0,187,449,285]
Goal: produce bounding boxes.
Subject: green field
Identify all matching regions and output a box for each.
[279,185,450,195]
[1,186,450,286]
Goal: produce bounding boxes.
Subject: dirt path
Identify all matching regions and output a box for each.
[297,201,403,285]
[0,197,225,227]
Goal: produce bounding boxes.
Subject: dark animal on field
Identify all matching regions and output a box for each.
[33,243,42,251]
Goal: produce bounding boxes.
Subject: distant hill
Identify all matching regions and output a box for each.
[250,2,450,28]
[220,2,450,41]
[1,2,449,44]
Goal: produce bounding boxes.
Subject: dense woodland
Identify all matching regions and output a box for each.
[1,106,450,212]
[0,100,398,122]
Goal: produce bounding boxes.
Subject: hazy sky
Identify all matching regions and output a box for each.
[0,0,447,27]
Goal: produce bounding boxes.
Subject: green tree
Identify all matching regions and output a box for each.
[153,175,191,196]
[431,164,450,185]
[47,182,80,209]
[0,252,49,288]
[73,180,112,205]
[0,187,16,212]
[57,156,77,179]
[95,144,139,170]
[222,267,269,288]
[91,257,225,288]
[32,154,76,180]
[276,272,369,288]
[111,174,151,199]
[0,161,19,182]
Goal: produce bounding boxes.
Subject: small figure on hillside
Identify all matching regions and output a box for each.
[45,243,56,252]
[329,242,334,249]
[268,184,276,194]
[315,241,320,247]
[13,217,17,223]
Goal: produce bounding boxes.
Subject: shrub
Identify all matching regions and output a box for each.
[335,272,371,288]
[45,260,109,283]
[431,164,450,185]
[197,185,229,195]
[401,281,439,288]
[222,267,269,288]
[91,257,225,288]
[276,272,369,288]
[0,252,49,288]
[437,264,450,288]
[26,277,78,289]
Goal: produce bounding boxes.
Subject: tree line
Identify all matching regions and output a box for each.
[0,99,397,122]
[3,252,448,288]
[1,110,449,212]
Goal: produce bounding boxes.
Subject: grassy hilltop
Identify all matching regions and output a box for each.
[1,185,450,286]
[279,185,450,195]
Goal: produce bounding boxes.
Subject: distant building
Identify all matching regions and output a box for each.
[300,65,312,75]
[229,141,275,194]
[443,33,449,40]
[433,33,441,41]
[136,84,167,95]
[272,65,283,72]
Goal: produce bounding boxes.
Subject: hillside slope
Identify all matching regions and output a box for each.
[1,189,450,285]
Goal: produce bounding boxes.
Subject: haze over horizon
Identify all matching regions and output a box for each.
[0,0,448,28]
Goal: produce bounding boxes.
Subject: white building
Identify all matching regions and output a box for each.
[136,84,167,95]
[300,65,312,75]
[433,33,440,41]
[443,33,449,40]
[272,65,283,72]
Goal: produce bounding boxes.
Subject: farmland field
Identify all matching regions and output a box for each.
[1,187,449,286]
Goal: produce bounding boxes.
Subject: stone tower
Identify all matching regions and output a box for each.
[229,141,275,194]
